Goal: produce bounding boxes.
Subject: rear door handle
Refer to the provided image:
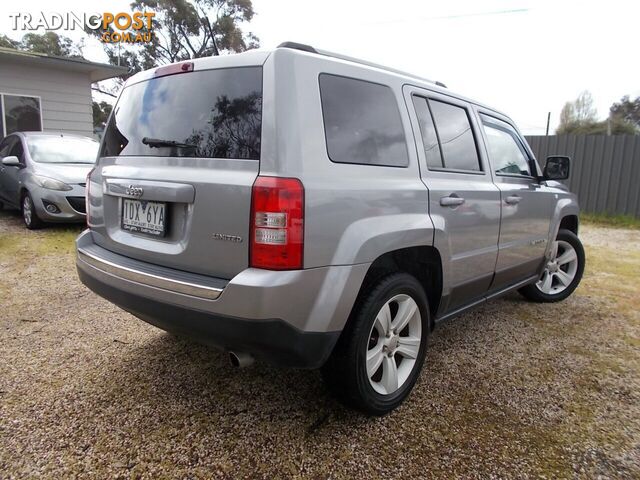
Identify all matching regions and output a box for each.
[440,195,465,207]
[505,195,522,205]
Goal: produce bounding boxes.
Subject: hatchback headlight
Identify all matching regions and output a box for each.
[32,175,73,191]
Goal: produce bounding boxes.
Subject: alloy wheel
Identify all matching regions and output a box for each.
[23,196,32,226]
[366,294,422,395]
[536,240,579,295]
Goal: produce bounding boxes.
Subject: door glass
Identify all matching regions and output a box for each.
[0,138,12,157]
[482,117,531,176]
[412,96,443,168]
[428,100,481,171]
[9,139,23,161]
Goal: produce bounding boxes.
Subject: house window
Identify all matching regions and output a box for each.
[1,94,42,137]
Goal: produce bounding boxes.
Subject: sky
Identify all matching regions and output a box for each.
[2,0,638,134]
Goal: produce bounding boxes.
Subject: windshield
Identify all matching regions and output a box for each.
[100,66,262,160]
[27,136,99,164]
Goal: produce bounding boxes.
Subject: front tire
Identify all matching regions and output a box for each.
[22,192,44,230]
[519,229,585,302]
[322,273,430,415]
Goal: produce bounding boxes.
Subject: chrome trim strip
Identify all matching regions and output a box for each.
[78,249,223,300]
[103,178,196,203]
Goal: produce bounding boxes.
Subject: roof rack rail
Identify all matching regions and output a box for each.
[277,41,446,88]
[278,41,318,54]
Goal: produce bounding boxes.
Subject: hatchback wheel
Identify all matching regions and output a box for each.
[22,192,44,230]
[519,229,585,302]
[322,273,430,415]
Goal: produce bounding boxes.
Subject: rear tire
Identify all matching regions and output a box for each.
[519,229,585,303]
[322,273,430,415]
[22,192,44,230]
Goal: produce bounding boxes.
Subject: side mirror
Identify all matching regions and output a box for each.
[1,156,20,167]
[543,155,570,181]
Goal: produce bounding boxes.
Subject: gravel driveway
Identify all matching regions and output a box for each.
[1,209,639,479]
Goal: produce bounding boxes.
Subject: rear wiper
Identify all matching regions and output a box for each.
[141,137,197,149]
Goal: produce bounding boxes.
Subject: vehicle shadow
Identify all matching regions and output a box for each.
[90,292,530,433]
[97,330,352,428]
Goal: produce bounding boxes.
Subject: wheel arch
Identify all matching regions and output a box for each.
[546,196,580,259]
[348,246,443,331]
[559,214,579,235]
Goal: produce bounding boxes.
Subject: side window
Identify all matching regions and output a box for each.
[481,116,531,176]
[427,100,481,172]
[0,138,12,157]
[412,97,481,172]
[9,138,24,160]
[319,74,409,167]
[412,96,443,169]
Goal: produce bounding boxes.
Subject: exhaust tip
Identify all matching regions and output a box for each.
[229,351,254,368]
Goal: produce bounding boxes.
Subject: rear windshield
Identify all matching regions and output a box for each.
[101,66,262,160]
[28,135,99,164]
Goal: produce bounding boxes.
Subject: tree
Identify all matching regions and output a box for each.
[610,95,640,131]
[0,32,82,58]
[21,32,83,57]
[92,101,113,128]
[571,91,597,123]
[0,34,19,49]
[557,90,598,134]
[89,0,259,77]
[558,91,639,135]
[558,118,636,136]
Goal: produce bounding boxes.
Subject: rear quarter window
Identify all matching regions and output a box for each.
[101,66,262,160]
[319,74,409,167]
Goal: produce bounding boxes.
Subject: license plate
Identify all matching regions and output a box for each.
[121,199,167,237]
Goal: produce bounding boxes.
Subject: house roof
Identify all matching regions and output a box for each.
[0,47,129,82]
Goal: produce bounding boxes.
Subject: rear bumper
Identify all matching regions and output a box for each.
[78,268,339,367]
[76,230,369,368]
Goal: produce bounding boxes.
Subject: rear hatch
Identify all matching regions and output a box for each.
[88,64,263,279]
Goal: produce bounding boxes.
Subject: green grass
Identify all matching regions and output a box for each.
[581,212,640,230]
[0,226,82,259]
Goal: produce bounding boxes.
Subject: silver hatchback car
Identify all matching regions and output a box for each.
[76,43,585,414]
[0,132,99,228]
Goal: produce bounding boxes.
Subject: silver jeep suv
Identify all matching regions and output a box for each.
[76,42,585,415]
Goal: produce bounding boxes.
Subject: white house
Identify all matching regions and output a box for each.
[0,47,127,138]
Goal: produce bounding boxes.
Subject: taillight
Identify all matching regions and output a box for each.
[85,167,95,226]
[250,176,304,270]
